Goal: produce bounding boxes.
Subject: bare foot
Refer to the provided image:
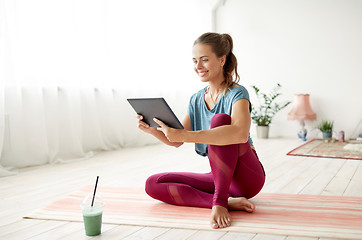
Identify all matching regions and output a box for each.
[210,205,231,229]
[228,197,255,212]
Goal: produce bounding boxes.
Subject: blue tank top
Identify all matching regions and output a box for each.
[187,84,254,156]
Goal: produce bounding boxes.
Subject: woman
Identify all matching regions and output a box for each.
[137,32,265,229]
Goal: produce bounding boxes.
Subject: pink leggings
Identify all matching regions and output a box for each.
[145,113,266,209]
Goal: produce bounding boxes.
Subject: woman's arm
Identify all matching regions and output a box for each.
[154,99,251,146]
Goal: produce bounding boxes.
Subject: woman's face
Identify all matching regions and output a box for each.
[192,44,225,83]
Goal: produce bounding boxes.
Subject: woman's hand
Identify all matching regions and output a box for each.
[137,115,184,148]
[137,115,158,135]
[153,118,185,143]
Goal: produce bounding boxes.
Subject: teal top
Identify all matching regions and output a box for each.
[187,84,253,156]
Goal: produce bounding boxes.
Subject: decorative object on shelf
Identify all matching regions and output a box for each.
[251,83,291,139]
[288,94,317,141]
[338,131,345,143]
[316,120,334,141]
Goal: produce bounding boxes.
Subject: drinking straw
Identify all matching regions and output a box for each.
[91,176,99,207]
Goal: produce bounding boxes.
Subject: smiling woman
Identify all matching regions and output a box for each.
[0,0,213,175]
[139,32,265,230]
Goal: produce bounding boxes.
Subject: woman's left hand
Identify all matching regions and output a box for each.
[153,118,185,143]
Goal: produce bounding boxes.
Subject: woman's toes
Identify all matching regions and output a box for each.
[221,217,230,228]
[211,220,219,229]
[226,217,231,226]
[217,219,223,228]
[210,205,231,229]
[246,202,255,212]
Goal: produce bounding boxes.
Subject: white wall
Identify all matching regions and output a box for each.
[216,0,362,139]
[0,0,214,172]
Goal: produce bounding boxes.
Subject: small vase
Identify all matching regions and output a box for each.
[256,126,269,139]
[322,131,332,139]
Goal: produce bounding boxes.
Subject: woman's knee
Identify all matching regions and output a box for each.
[145,174,160,198]
[210,113,231,128]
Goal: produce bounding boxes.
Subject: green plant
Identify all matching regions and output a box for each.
[251,83,291,126]
[316,120,334,133]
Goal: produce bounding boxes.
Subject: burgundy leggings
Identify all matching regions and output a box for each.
[145,113,265,209]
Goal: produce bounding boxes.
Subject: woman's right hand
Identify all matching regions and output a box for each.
[137,114,184,148]
[137,115,158,135]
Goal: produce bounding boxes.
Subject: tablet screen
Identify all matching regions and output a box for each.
[127,98,184,129]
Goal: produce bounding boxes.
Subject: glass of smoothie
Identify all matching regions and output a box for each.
[80,194,104,236]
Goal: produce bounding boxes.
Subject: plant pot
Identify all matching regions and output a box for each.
[256,126,269,139]
[322,131,332,139]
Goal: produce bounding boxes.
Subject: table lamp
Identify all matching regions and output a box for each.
[288,94,316,141]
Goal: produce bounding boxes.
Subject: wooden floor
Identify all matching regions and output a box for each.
[1,138,361,240]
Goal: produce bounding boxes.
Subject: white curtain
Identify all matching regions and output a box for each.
[0,0,212,176]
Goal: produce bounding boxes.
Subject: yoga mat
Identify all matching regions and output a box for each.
[24,186,362,239]
[287,139,362,160]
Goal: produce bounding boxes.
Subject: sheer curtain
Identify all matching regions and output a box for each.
[0,0,213,176]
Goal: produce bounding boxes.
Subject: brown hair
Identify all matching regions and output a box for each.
[193,32,240,89]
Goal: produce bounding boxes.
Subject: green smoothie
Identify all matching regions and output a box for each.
[82,207,103,236]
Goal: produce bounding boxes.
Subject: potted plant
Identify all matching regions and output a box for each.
[316,120,334,139]
[251,83,291,138]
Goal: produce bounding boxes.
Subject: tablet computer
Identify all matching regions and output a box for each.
[127,98,184,129]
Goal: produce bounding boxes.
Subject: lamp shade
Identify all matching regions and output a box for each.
[288,94,316,121]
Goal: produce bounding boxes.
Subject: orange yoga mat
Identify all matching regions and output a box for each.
[24,186,362,239]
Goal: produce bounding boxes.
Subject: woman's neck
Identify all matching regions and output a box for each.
[208,81,226,96]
